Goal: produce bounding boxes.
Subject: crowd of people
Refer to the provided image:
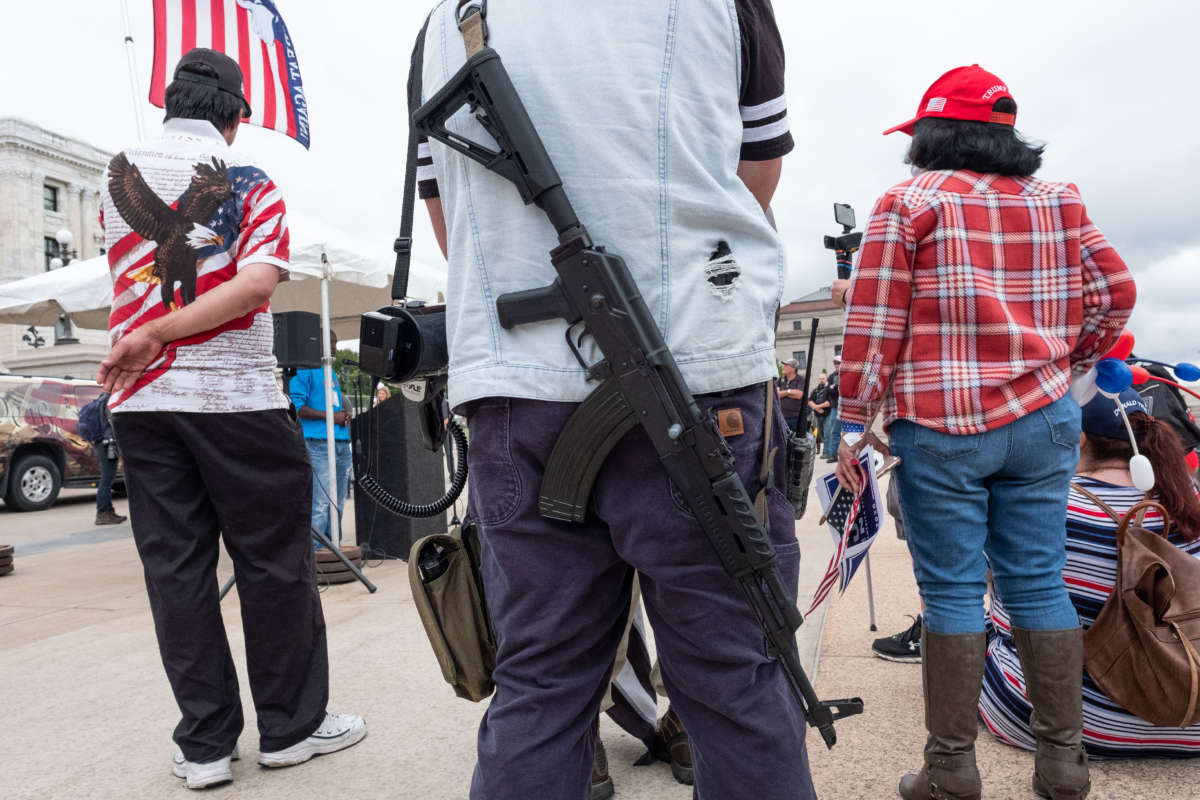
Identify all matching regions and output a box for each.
[87,1,1199,798]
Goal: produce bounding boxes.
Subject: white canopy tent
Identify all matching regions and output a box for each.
[0,219,444,335]
[0,220,444,547]
[0,257,112,331]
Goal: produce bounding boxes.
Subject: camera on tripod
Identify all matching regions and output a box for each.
[822,203,862,280]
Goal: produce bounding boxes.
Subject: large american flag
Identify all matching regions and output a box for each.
[148,0,310,148]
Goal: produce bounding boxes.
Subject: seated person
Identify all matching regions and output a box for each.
[979,390,1200,759]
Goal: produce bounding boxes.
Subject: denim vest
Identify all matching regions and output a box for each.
[422,0,787,407]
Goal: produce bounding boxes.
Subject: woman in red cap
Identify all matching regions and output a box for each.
[833,65,1137,800]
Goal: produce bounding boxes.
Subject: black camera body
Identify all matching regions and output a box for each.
[822,232,863,253]
[359,302,448,382]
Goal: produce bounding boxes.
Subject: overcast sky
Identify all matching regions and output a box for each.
[2,0,1198,364]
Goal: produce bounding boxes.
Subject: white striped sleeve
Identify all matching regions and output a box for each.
[417,136,439,199]
[735,0,794,160]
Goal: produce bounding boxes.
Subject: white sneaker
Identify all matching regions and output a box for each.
[171,746,239,789]
[257,713,367,768]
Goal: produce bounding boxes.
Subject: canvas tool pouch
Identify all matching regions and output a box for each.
[1075,488,1200,728]
[408,522,497,702]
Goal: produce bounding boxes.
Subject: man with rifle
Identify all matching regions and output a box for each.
[410,2,851,797]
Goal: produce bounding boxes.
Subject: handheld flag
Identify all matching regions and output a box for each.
[149,0,310,148]
[806,449,884,616]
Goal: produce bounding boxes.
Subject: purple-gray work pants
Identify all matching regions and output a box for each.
[465,384,816,800]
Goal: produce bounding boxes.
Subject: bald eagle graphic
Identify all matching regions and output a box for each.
[107,153,233,311]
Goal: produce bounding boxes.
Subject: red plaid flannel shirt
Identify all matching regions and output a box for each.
[839,170,1136,435]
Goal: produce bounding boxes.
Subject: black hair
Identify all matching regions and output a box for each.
[163,64,243,133]
[906,98,1045,176]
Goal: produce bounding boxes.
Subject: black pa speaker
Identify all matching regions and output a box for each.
[274,311,322,369]
[352,396,447,558]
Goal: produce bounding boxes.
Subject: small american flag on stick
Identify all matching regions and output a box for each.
[149,0,310,148]
[805,449,884,616]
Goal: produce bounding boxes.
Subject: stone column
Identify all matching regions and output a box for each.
[66,181,83,258]
[0,168,35,278]
[85,189,102,258]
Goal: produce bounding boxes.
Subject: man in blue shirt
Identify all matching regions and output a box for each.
[289,332,352,546]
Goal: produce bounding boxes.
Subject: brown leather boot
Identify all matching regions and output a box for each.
[591,735,614,800]
[898,631,985,800]
[650,705,693,786]
[1012,627,1091,800]
[95,510,127,525]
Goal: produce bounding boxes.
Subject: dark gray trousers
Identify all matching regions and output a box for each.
[113,409,328,763]
[466,385,816,800]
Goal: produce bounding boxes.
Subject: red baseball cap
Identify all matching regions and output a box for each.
[883,65,1016,136]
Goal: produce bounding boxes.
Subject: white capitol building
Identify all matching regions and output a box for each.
[0,118,111,379]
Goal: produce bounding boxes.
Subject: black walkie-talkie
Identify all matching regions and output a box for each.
[822,203,861,279]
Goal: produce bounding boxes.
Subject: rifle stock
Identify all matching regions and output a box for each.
[414,46,862,748]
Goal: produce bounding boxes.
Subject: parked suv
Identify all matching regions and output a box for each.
[0,376,119,511]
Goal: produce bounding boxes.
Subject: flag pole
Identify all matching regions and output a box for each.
[119,0,148,141]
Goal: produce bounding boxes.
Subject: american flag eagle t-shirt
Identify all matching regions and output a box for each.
[99,118,290,413]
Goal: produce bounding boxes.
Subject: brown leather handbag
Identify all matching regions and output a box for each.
[1076,488,1200,728]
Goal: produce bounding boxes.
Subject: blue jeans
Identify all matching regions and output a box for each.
[96,444,119,513]
[306,439,352,544]
[888,393,1082,635]
[822,414,841,458]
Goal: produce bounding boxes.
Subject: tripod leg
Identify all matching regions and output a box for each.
[864,553,877,631]
[218,574,236,601]
[313,527,377,593]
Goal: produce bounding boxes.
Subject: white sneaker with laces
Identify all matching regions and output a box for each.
[171,746,239,789]
[258,712,367,768]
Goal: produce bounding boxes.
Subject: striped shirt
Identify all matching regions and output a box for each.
[417,0,793,199]
[979,477,1200,760]
[99,118,290,414]
[837,171,1136,436]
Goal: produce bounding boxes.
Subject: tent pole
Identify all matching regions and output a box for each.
[320,254,341,550]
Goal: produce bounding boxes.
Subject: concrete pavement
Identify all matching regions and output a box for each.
[805,490,1200,800]
[0,483,1195,799]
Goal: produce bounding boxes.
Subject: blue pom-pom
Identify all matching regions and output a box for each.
[1174,362,1200,383]
[1095,358,1133,397]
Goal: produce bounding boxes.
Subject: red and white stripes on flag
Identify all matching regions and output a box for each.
[148,0,310,148]
[806,490,862,616]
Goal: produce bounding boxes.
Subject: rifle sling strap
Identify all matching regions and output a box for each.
[754,381,778,525]
[457,1,489,58]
